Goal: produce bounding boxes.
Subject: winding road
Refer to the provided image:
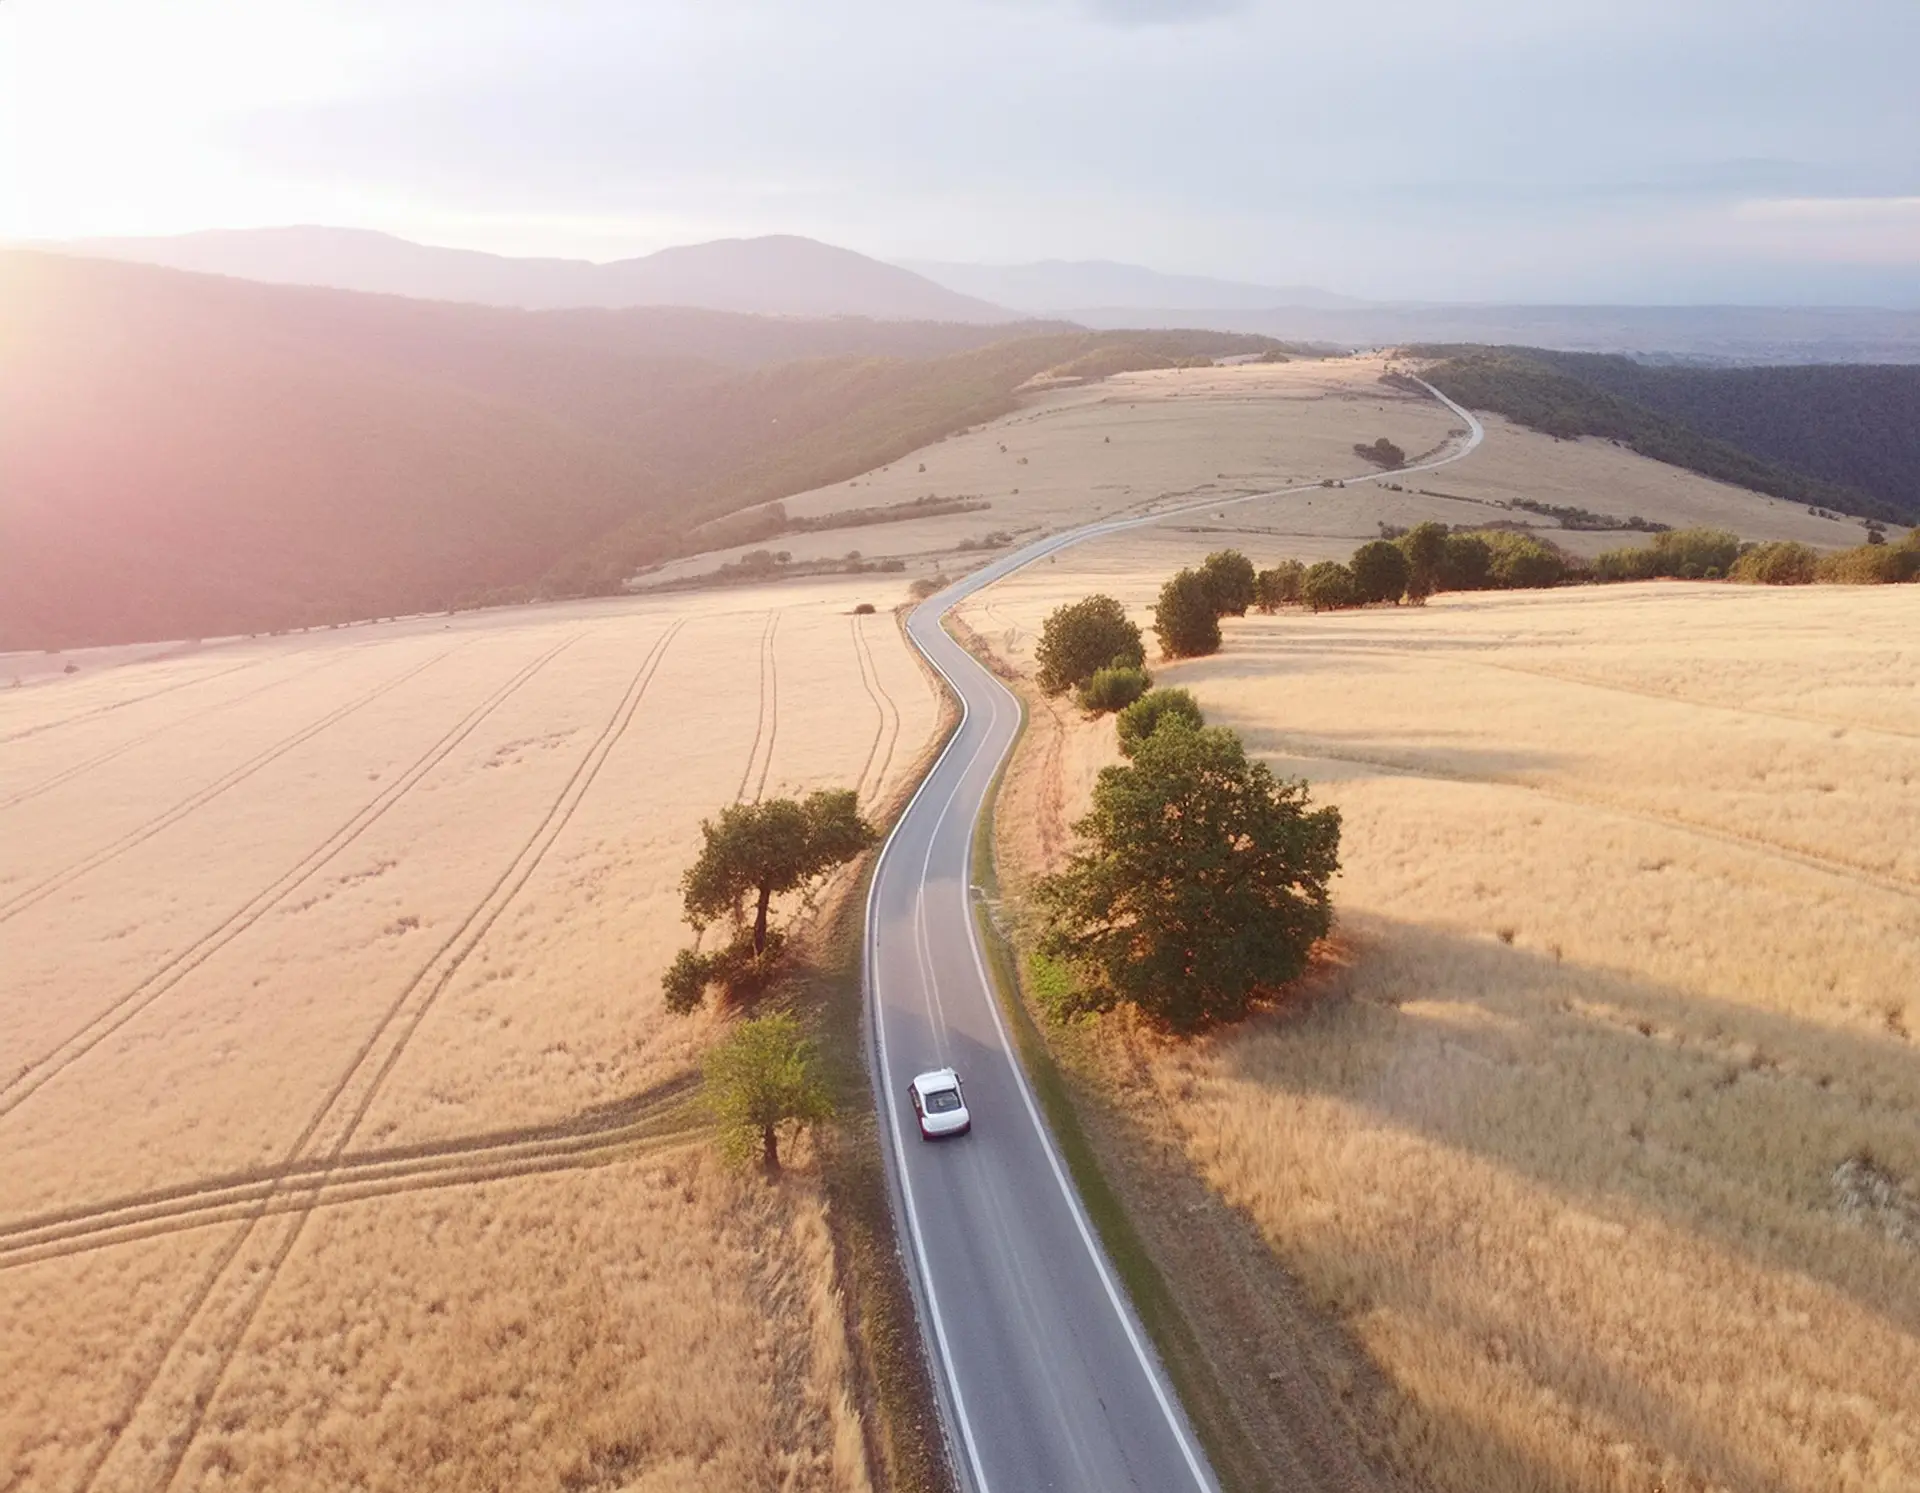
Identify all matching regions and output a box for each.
[864,379,1483,1491]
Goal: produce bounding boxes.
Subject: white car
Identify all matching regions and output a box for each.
[908,1067,971,1140]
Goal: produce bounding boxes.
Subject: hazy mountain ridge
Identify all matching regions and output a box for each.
[902,258,1361,313]
[0,252,1272,648]
[45,227,1022,323]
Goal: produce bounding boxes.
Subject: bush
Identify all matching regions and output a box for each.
[1301,561,1359,611]
[1353,437,1406,469]
[1198,550,1256,616]
[1436,533,1493,591]
[1026,950,1084,1024]
[1597,527,1742,582]
[1154,570,1222,658]
[1398,521,1448,601]
[1035,594,1145,694]
[1349,540,1410,604]
[1077,663,1153,714]
[852,601,877,614]
[1730,541,1820,585]
[1254,561,1305,611]
[1816,543,1920,584]
[1482,530,1569,589]
[1115,687,1204,756]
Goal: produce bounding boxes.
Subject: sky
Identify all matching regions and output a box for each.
[3,0,1918,303]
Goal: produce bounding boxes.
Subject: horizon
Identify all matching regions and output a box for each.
[3,1,1916,307]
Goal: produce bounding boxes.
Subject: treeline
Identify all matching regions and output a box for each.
[687,493,993,551]
[1413,348,1906,525]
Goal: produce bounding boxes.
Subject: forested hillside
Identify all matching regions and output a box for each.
[1526,353,1920,522]
[0,253,1272,648]
[1415,346,1915,524]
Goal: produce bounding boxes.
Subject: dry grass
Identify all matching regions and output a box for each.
[0,579,936,1493]
[985,580,1920,1493]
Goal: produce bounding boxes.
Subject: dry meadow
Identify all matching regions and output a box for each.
[0,580,937,1493]
[979,577,1920,1493]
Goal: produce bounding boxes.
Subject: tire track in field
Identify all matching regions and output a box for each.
[0,650,357,815]
[754,611,781,801]
[851,613,903,803]
[1478,658,1920,743]
[73,620,683,1493]
[733,611,779,803]
[0,1076,701,1270]
[0,633,581,1114]
[0,645,460,925]
[0,655,272,747]
[1259,729,1920,903]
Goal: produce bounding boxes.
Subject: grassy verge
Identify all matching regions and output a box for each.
[964,695,1271,1493]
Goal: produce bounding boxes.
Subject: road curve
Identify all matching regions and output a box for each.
[865,380,1483,1491]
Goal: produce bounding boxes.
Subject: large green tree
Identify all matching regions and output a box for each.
[1035,594,1145,695]
[704,1012,833,1173]
[1153,569,1222,658]
[1397,522,1448,602]
[1036,724,1341,1031]
[1254,561,1304,612]
[1198,550,1256,617]
[1349,540,1410,604]
[1301,561,1359,612]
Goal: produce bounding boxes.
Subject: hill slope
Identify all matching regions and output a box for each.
[53,227,1019,322]
[1413,347,1913,524]
[1522,352,1920,522]
[904,258,1357,312]
[0,253,1268,649]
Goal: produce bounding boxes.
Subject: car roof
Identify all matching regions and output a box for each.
[911,1067,960,1093]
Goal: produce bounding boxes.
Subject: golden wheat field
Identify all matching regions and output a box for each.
[980,580,1920,1493]
[0,580,938,1493]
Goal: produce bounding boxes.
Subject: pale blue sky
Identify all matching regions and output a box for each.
[4,0,1917,301]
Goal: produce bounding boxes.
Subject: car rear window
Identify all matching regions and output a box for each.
[924,1089,963,1114]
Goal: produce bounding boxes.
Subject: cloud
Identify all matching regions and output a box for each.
[1079,0,1249,24]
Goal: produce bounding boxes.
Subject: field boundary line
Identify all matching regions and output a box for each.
[108,618,683,1493]
[0,632,583,1114]
[0,643,461,923]
[0,654,274,747]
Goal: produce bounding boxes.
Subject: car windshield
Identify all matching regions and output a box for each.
[923,1089,963,1114]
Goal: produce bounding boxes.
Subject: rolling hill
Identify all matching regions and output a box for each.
[903,258,1358,313]
[0,252,1273,649]
[48,228,1019,323]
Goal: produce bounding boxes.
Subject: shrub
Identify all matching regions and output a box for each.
[1482,530,1569,589]
[1115,687,1203,756]
[1730,541,1820,585]
[1301,561,1359,612]
[1198,550,1256,616]
[1036,723,1341,1031]
[1349,540,1410,604]
[1035,594,1145,694]
[908,574,950,600]
[1398,521,1448,601]
[1254,561,1305,612]
[852,601,877,614]
[1154,570,1222,658]
[1077,663,1153,714]
[1353,437,1406,469]
[1026,950,1084,1024]
[1436,533,1494,591]
[1597,527,1742,582]
[1816,543,1920,585]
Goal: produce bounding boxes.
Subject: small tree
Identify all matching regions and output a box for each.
[1036,724,1340,1031]
[1153,570,1222,658]
[1115,687,1203,756]
[667,790,875,1012]
[1437,533,1493,591]
[704,1012,833,1173]
[1301,561,1359,612]
[1035,595,1145,695]
[1254,561,1305,612]
[1349,540,1410,604]
[1397,522,1448,602]
[1198,550,1256,617]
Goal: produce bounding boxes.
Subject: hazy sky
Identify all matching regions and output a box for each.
[4,0,1917,302]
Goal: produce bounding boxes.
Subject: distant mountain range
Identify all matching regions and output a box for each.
[901,258,1362,313]
[45,227,1020,323]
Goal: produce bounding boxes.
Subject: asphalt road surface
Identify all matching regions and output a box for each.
[865,381,1483,1492]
